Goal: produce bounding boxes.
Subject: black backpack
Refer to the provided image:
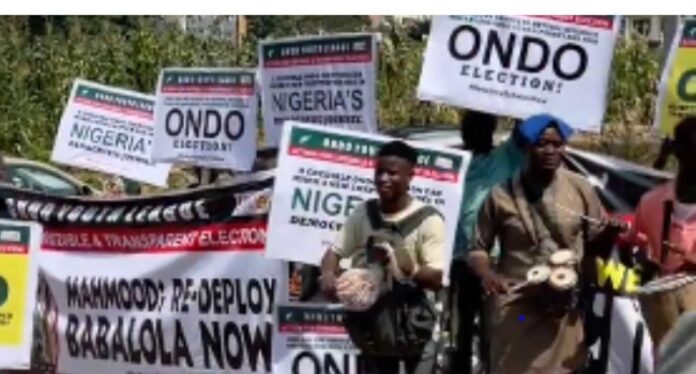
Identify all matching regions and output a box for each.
[344,199,441,357]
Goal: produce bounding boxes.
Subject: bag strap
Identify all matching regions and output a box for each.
[525,173,593,247]
[565,173,591,242]
[660,200,674,265]
[366,198,442,238]
[365,199,384,230]
[395,205,442,237]
[516,178,569,249]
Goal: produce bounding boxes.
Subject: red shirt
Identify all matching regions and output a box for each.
[634,181,696,273]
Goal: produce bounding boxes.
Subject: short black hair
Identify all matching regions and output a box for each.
[674,116,696,146]
[377,140,418,165]
[460,110,497,129]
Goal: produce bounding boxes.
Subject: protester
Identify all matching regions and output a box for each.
[468,114,614,373]
[450,110,524,373]
[102,175,126,197]
[633,116,696,347]
[252,147,279,171]
[320,140,446,374]
[653,137,673,170]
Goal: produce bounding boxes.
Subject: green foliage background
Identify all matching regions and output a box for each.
[0,16,663,182]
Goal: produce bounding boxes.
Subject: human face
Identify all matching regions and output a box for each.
[374,156,413,202]
[528,126,565,173]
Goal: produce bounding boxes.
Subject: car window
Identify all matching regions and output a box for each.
[7,166,80,196]
[403,131,463,148]
[408,130,460,141]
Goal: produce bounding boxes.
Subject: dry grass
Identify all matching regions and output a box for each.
[571,122,676,171]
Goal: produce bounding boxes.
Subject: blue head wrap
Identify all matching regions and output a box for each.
[518,114,574,145]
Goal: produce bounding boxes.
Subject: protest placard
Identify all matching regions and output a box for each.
[265,122,469,283]
[0,220,41,370]
[153,68,258,170]
[259,34,378,146]
[272,303,362,374]
[655,18,696,136]
[0,174,284,374]
[418,16,620,132]
[51,79,171,187]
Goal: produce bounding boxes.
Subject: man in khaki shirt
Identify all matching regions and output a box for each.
[320,140,446,374]
[331,199,445,271]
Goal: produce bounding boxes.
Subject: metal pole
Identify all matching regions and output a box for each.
[660,16,680,71]
[200,168,213,186]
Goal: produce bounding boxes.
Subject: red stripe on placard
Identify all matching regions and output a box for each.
[160,86,255,96]
[279,324,346,334]
[41,221,267,253]
[264,53,372,68]
[0,244,29,254]
[681,40,696,48]
[73,97,153,121]
[529,15,614,30]
[288,146,459,183]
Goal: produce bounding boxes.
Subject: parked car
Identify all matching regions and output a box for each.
[4,157,97,197]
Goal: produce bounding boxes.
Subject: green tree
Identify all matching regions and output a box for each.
[581,35,660,164]
[0,15,666,184]
[246,16,371,40]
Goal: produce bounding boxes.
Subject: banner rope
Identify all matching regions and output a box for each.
[636,273,696,294]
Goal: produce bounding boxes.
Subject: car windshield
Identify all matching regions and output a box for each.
[9,166,79,196]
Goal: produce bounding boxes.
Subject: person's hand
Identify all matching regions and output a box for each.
[664,241,696,273]
[607,217,630,232]
[618,230,662,274]
[614,225,649,252]
[633,247,661,276]
[468,251,506,294]
[320,272,337,298]
[390,245,416,277]
[589,216,629,256]
[600,216,629,243]
[479,269,508,295]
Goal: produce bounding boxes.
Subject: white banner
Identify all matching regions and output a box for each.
[589,295,654,374]
[259,34,378,146]
[152,68,258,171]
[51,79,171,187]
[5,176,286,374]
[587,248,654,374]
[42,248,281,374]
[418,16,621,133]
[0,220,41,370]
[272,303,361,374]
[265,122,470,283]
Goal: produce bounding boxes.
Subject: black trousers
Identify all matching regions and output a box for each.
[362,340,438,374]
[451,258,485,374]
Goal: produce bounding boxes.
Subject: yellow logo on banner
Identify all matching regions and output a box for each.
[0,254,29,346]
[658,20,696,136]
[595,257,641,294]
